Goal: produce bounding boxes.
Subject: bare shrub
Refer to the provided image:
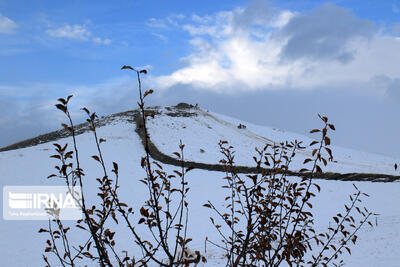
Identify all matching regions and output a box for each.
[204,117,374,266]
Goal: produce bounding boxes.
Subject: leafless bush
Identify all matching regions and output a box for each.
[204,117,374,266]
[41,66,204,267]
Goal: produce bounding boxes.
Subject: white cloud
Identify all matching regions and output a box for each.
[93,37,111,45]
[152,33,167,41]
[146,18,168,29]
[46,24,91,40]
[183,11,233,37]
[152,2,400,96]
[0,14,18,34]
[153,5,300,93]
[46,24,111,45]
[146,13,186,41]
[191,14,213,24]
[166,13,185,26]
[146,14,185,29]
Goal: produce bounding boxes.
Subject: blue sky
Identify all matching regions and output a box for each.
[2,0,400,158]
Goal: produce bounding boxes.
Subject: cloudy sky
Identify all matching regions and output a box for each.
[1,0,400,158]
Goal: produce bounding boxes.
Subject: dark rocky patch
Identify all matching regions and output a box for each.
[0,110,136,152]
[175,102,195,109]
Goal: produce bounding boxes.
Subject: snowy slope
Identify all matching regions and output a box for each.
[146,106,399,175]
[0,107,399,266]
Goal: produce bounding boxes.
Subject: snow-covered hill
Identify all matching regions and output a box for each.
[0,104,399,266]
[145,104,399,177]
